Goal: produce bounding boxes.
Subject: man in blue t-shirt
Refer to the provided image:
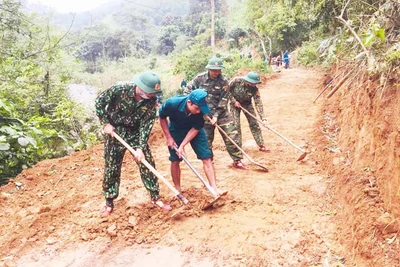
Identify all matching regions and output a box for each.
[159,89,221,194]
[283,50,290,69]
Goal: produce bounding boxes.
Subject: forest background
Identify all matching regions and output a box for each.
[0,0,399,187]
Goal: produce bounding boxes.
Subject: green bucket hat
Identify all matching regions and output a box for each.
[205,57,224,70]
[133,71,162,94]
[242,71,261,84]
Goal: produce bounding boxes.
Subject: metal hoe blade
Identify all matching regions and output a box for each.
[240,107,308,162]
[297,151,308,161]
[114,133,189,205]
[174,146,227,210]
[201,190,228,210]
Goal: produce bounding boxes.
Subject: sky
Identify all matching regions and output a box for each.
[28,0,111,13]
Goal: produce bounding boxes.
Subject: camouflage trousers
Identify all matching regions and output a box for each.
[231,103,265,147]
[204,111,243,161]
[102,128,160,201]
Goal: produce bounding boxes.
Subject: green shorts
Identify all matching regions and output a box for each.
[168,129,211,162]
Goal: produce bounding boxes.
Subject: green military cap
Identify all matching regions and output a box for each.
[188,88,210,114]
[133,71,162,94]
[205,57,224,70]
[242,71,261,84]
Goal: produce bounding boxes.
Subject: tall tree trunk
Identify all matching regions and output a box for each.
[210,0,215,56]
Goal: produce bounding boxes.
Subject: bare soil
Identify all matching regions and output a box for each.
[1,67,396,267]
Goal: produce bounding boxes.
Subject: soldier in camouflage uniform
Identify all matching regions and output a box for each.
[186,57,247,170]
[229,71,270,152]
[95,71,171,217]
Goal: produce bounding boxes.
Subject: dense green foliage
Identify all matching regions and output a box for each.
[57,0,231,72]
[222,54,270,79]
[244,0,399,71]
[173,45,213,82]
[298,0,399,71]
[0,0,98,185]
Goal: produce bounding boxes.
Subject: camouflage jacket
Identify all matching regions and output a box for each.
[229,77,266,120]
[186,71,229,119]
[95,81,157,149]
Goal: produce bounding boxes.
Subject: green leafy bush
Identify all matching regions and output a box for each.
[173,44,213,81]
[0,95,99,186]
[174,47,270,83]
[0,100,42,184]
[297,40,323,66]
[221,53,271,79]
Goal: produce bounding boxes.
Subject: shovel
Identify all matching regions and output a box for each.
[239,107,308,161]
[113,133,189,205]
[174,146,227,209]
[206,116,269,172]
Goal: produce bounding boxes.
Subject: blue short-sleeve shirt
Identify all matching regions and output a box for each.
[158,95,205,131]
[158,95,211,161]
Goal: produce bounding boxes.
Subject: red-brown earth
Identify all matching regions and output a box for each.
[1,67,398,267]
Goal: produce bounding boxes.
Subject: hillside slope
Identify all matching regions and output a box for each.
[315,66,400,266]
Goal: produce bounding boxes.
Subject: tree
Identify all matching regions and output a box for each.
[75,25,136,72]
[0,0,93,184]
[211,0,216,55]
[246,0,315,51]
[157,25,180,55]
[227,27,248,48]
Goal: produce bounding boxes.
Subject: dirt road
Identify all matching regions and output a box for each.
[0,68,349,267]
